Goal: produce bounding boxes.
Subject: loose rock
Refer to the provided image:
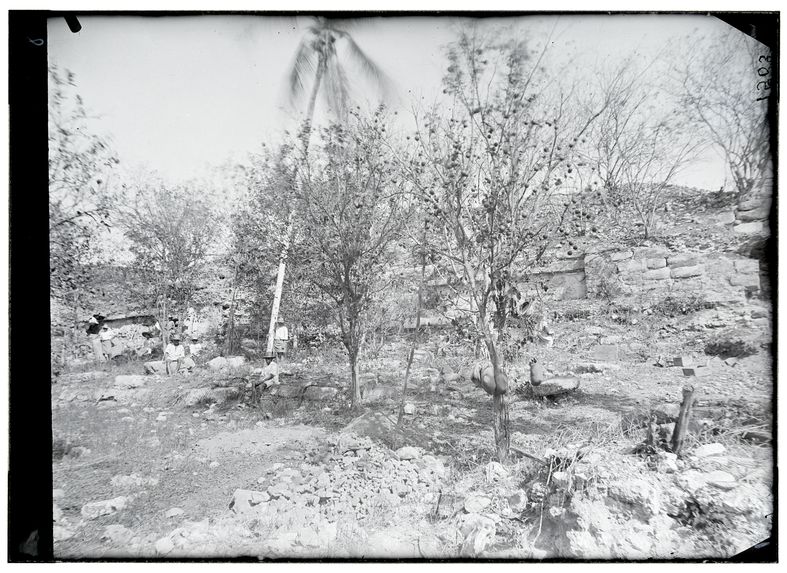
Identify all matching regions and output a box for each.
[53,525,76,542]
[485,461,508,483]
[705,470,736,490]
[114,375,147,389]
[155,536,175,555]
[81,496,129,520]
[464,495,492,513]
[102,524,134,545]
[460,513,496,557]
[694,443,726,458]
[396,446,421,460]
[165,507,185,518]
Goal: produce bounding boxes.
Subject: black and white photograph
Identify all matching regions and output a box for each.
[9,8,777,562]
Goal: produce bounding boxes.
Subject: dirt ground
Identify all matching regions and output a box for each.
[51,298,774,560]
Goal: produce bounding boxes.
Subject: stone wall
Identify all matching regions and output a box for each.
[526,257,587,301]
[584,246,761,303]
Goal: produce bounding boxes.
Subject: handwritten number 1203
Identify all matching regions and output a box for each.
[756,54,772,101]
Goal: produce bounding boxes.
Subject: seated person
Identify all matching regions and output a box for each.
[253,353,279,390]
[164,334,185,375]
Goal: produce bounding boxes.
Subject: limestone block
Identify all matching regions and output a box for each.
[643,267,671,280]
[715,211,736,225]
[617,259,646,273]
[733,221,766,234]
[737,207,770,222]
[729,274,760,288]
[733,258,760,274]
[667,253,698,268]
[646,258,667,269]
[671,265,703,279]
[738,197,764,211]
[682,366,710,377]
[609,250,633,262]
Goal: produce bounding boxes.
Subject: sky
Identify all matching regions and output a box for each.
[48,14,738,188]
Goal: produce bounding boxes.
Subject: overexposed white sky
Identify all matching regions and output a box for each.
[48,14,736,187]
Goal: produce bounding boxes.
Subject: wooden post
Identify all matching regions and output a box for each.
[671,384,696,454]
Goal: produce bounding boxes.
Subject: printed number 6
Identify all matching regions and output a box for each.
[757,80,770,91]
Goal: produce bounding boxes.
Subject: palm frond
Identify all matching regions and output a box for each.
[339,32,394,98]
[324,58,350,119]
[288,39,316,103]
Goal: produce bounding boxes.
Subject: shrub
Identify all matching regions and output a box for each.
[704,337,759,359]
[651,294,713,317]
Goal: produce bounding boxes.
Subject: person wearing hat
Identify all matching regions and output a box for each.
[99,324,115,362]
[164,334,186,375]
[255,353,279,390]
[86,315,105,363]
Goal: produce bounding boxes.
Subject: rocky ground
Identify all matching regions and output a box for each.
[51,291,773,561]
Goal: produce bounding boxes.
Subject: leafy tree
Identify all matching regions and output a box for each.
[48,65,118,365]
[228,145,329,354]
[396,29,607,461]
[290,108,410,408]
[118,178,218,349]
[259,18,394,357]
[677,27,772,199]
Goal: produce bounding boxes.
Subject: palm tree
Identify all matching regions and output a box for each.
[288,17,391,126]
[264,17,391,360]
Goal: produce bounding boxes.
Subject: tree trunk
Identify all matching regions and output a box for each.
[262,56,326,357]
[397,238,427,426]
[67,288,80,368]
[349,351,361,409]
[160,296,169,352]
[305,57,326,129]
[486,338,510,463]
[225,263,239,356]
[493,393,510,463]
[266,213,294,355]
[671,385,696,454]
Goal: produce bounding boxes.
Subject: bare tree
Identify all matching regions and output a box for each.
[677,27,772,199]
[586,59,702,239]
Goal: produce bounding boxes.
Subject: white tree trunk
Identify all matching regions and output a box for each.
[266,214,294,354]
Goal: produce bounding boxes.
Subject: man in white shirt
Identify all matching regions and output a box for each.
[164,334,186,375]
[254,353,279,390]
[99,325,115,361]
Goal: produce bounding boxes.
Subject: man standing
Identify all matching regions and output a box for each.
[86,315,104,363]
[164,334,186,375]
[99,324,115,362]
